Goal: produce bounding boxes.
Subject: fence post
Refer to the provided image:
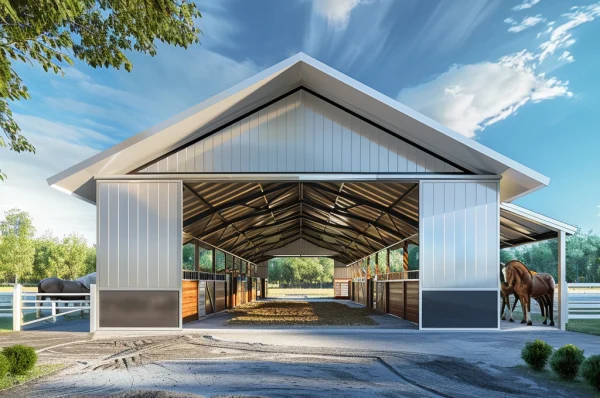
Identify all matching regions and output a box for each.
[90,284,97,333]
[51,301,57,323]
[12,284,21,331]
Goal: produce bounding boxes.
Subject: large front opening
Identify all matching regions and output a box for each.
[179,180,421,327]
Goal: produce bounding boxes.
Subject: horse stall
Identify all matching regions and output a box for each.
[387,280,419,324]
[181,272,228,324]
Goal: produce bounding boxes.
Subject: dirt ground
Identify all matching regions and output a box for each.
[0,331,598,398]
[227,301,377,326]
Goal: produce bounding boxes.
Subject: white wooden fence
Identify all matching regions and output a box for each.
[9,284,97,332]
[568,283,600,320]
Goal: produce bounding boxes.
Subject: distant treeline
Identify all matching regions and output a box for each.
[0,209,95,284]
[501,231,600,283]
[268,257,334,286]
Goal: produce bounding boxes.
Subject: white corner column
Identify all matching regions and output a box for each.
[558,230,567,331]
[90,284,97,333]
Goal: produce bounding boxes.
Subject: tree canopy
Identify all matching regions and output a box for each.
[0,0,201,179]
[0,208,95,283]
[268,257,334,286]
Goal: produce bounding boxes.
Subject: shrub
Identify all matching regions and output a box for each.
[1,344,37,375]
[0,355,9,377]
[521,339,553,371]
[550,344,585,380]
[581,355,600,391]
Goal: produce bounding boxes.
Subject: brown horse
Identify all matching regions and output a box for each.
[500,263,549,323]
[502,261,555,326]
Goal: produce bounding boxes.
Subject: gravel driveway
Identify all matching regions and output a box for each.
[1,331,597,398]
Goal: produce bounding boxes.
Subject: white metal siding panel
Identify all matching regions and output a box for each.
[138,90,461,174]
[421,181,499,289]
[97,181,182,290]
[97,183,109,288]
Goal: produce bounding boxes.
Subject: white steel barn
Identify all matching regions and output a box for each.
[49,53,576,331]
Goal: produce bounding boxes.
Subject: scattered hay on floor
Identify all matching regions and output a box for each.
[227,301,377,326]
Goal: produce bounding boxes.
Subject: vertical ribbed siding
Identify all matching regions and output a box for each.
[421,181,499,289]
[97,181,182,290]
[139,90,462,174]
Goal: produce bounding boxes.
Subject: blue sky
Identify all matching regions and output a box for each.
[1,0,600,243]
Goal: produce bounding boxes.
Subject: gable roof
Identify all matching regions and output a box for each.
[48,52,549,203]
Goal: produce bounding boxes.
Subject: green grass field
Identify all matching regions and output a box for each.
[0,286,38,293]
[567,319,600,336]
[0,364,65,390]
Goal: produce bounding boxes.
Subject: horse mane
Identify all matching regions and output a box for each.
[507,260,534,278]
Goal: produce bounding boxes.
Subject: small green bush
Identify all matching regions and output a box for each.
[581,355,600,391]
[521,339,553,371]
[550,344,585,380]
[1,344,37,375]
[0,355,10,377]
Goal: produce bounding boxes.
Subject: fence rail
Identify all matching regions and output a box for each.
[182,270,226,281]
[10,284,96,331]
[568,283,600,320]
[376,270,420,281]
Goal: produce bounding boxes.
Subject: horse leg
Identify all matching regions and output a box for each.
[507,295,515,322]
[527,296,533,326]
[501,295,507,320]
[541,296,548,325]
[520,296,527,324]
[510,293,519,322]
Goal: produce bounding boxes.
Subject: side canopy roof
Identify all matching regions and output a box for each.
[48,52,550,203]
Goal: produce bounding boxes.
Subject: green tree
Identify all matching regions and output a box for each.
[32,232,60,281]
[182,243,195,270]
[198,248,213,272]
[318,257,334,285]
[83,244,96,275]
[0,208,35,282]
[53,233,89,279]
[295,257,322,284]
[0,0,201,179]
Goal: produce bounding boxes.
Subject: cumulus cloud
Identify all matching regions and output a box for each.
[396,2,600,138]
[397,58,570,138]
[505,14,545,32]
[311,0,365,29]
[512,0,541,11]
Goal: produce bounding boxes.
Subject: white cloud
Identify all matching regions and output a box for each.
[512,0,541,11]
[395,2,600,138]
[506,15,545,33]
[311,0,364,29]
[538,3,600,63]
[557,51,574,63]
[0,125,98,243]
[397,59,570,138]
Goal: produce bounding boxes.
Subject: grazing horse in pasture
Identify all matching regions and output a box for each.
[502,261,555,326]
